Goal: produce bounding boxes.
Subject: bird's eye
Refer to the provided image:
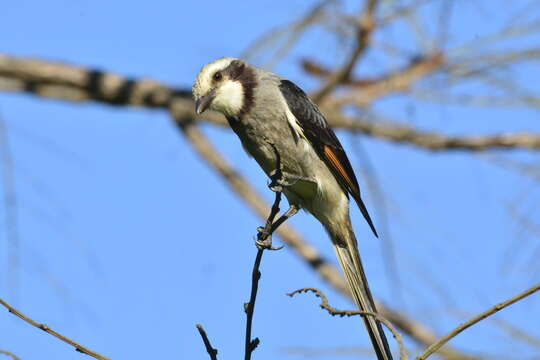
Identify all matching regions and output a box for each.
[213,72,222,81]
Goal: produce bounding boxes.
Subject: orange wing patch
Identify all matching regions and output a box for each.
[323,145,358,195]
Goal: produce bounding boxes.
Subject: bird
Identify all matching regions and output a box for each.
[193,57,393,360]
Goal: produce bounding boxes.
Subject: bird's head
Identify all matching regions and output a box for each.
[192,57,255,118]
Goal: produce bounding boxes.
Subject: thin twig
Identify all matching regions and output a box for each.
[244,248,264,360]
[287,287,408,360]
[416,282,540,360]
[302,52,442,94]
[240,0,331,64]
[0,350,21,360]
[0,297,109,360]
[332,53,444,107]
[196,324,218,360]
[245,145,285,360]
[242,0,331,69]
[311,0,379,103]
[193,144,287,360]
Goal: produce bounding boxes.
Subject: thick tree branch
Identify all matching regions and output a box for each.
[2,54,540,151]
[323,110,540,151]
[0,297,109,360]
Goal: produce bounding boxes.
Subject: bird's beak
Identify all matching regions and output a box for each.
[195,90,215,115]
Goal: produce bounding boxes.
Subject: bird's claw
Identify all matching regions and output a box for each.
[255,227,283,251]
[268,170,307,193]
[268,182,283,193]
[268,169,285,192]
[268,174,297,193]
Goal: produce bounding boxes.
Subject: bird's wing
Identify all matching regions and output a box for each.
[279,79,378,237]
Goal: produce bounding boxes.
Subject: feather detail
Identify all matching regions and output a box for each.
[279,79,378,237]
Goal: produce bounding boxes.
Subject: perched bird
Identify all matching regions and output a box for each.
[193,57,393,360]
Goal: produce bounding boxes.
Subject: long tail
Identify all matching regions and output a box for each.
[332,224,393,360]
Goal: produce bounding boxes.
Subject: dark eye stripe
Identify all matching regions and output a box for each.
[213,72,222,81]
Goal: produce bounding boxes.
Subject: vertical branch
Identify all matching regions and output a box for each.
[245,144,285,360]
[244,248,264,359]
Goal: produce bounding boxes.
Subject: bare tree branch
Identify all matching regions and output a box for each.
[416,282,540,360]
[311,0,379,103]
[0,297,109,360]
[332,53,444,106]
[0,350,21,360]
[492,318,540,350]
[323,110,540,151]
[287,287,408,360]
[196,324,218,360]
[303,52,444,107]
[241,0,332,69]
[2,54,540,152]
[377,0,435,27]
[197,154,289,360]
[302,52,442,89]
[244,247,264,360]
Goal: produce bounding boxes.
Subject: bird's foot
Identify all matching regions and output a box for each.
[268,169,286,192]
[267,170,307,192]
[255,226,283,251]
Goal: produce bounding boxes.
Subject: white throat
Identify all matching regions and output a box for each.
[212,80,244,117]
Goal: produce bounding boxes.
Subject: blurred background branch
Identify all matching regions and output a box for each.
[2,54,540,151]
[0,350,21,360]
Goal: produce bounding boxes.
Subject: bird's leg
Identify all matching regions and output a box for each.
[267,168,285,193]
[256,204,299,250]
[256,170,284,250]
[268,170,312,192]
[270,204,300,233]
[256,142,299,250]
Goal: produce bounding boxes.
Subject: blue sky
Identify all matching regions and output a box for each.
[1,1,540,359]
